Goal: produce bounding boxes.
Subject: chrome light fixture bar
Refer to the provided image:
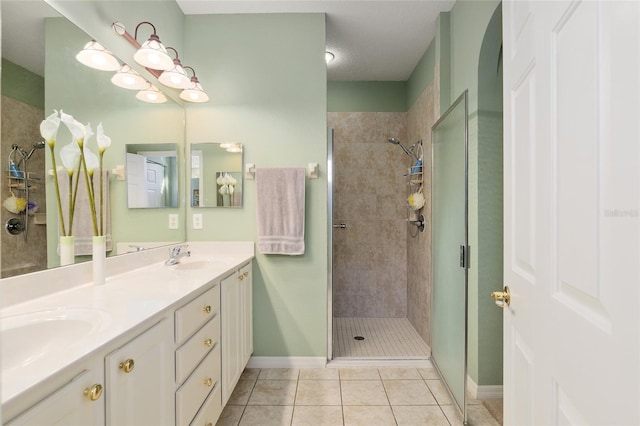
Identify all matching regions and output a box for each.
[76,40,120,71]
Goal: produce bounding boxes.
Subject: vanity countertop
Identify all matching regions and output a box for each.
[0,241,254,407]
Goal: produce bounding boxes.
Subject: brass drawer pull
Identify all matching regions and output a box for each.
[203,305,212,314]
[84,384,103,401]
[204,338,213,347]
[119,358,135,373]
[204,378,213,387]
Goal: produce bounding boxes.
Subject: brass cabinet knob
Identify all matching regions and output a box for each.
[119,358,135,373]
[238,274,244,281]
[243,271,249,278]
[204,338,213,347]
[491,286,511,308]
[206,423,213,426]
[204,378,213,387]
[84,384,103,401]
[203,305,212,314]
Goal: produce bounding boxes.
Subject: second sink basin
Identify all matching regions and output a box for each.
[1,308,112,374]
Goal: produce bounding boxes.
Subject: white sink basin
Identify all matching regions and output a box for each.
[1,308,111,374]
[172,258,228,270]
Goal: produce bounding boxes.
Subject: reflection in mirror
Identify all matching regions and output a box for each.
[126,144,179,208]
[191,143,243,208]
[0,1,186,278]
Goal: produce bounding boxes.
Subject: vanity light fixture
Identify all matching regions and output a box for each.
[76,40,120,71]
[180,67,210,103]
[158,47,192,89]
[136,83,167,104]
[132,22,174,71]
[219,143,242,153]
[111,64,148,90]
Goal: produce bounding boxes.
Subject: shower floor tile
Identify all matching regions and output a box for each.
[333,317,430,359]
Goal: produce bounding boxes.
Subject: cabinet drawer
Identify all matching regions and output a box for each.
[176,313,220,384]
[189,381,222,426]
[176,344,221,426]
[175,284,220,345]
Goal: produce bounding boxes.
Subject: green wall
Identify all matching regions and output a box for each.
[328,81,406,112]
[448,0,503,387]
[1,59,44,109]
[183,13,328,357]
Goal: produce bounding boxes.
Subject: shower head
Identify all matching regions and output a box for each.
[387,137,418,160]
[24,141,46,161]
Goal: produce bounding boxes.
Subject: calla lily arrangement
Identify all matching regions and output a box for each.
[217,172,237,196]
[40,110,111,237]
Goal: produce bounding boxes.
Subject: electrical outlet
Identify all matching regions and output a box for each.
[168,214,178,230]
[192,213,203,230]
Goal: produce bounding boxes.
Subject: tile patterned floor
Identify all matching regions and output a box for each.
[216,367,501,426]
[333,318,431,359]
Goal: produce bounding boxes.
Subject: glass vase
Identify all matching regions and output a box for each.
[59,235,75,266]
[92,235,106,285]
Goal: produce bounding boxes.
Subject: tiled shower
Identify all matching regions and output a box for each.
[328,71,439,359]
[1,96,48,277]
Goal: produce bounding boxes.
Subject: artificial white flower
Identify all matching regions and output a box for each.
[40,110,60,147]
[96,122,111,154]
[60,142,80,175]
[83,148,100,176]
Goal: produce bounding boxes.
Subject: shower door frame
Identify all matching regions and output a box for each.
[430,90,469,423]
[327,128,334,361]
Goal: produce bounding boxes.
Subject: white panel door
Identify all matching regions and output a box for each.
[145,162,166,207]
[503,1,639,424]
[126,152,148,208]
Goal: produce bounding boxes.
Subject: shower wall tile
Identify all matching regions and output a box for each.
[329,112,408,318]
[1,96,47,278]
[406,71,439,345]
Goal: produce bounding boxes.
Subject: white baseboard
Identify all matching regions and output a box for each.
[467,376,503,400]
[247,356,327,369]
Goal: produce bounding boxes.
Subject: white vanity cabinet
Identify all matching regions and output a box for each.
[6,360,104,426]
[221,262,253,405]
[105,319,174,425]
[174,283,222,426]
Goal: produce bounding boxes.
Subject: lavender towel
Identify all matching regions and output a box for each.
[256,168,305,255]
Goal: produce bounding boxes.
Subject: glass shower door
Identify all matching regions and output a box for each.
[430,91,468,421]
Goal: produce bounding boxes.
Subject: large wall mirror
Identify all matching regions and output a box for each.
[1,1,186,277]
[190,143,243,208]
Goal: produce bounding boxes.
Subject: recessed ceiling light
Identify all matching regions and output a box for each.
[325,51,335,64]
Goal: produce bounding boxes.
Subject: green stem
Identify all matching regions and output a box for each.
[99,153,104,236]
[48,145,66,236]
[79,147,99,236]
[69,161,82,233]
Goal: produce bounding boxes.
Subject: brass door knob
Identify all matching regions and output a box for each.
[203,305,212,314]
[119,358,135,373]
[491,286,511,308]
[84,384,103,401]
[204,338,213,347]
[204,378,213,387]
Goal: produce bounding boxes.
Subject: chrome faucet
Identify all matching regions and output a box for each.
[164,244,191,266]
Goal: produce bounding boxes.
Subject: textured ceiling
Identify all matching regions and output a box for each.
[176,1,456,81]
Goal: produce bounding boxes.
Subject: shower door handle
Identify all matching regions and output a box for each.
[333,223,346,229]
